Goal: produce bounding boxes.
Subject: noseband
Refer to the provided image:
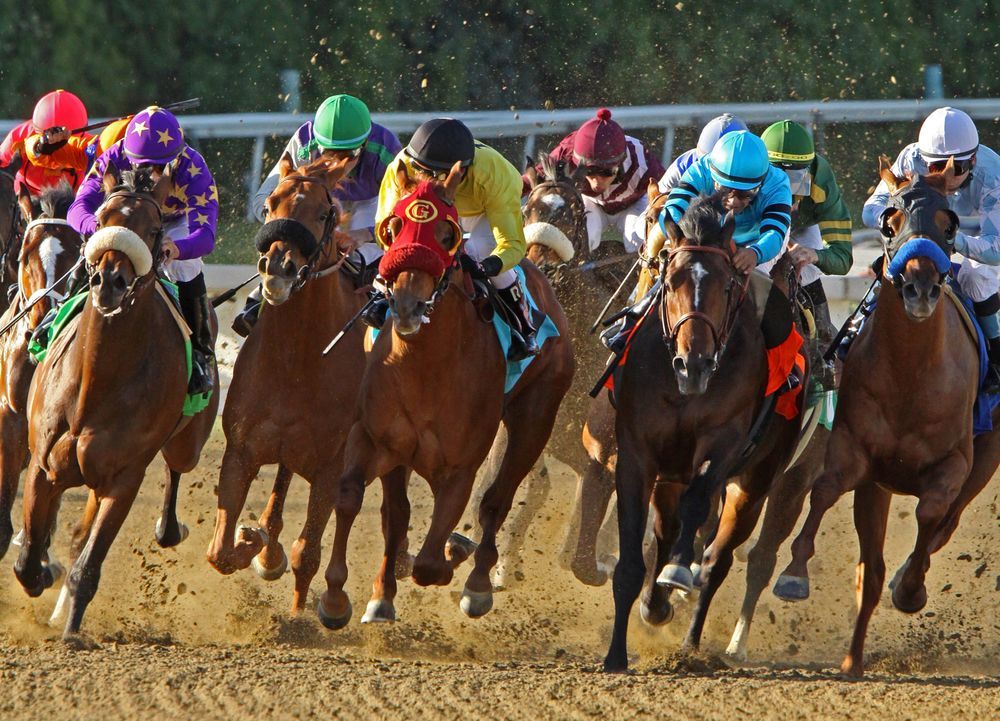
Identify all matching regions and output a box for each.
[659,244,748,365]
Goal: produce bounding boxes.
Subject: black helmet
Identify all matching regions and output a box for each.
[404,118,475,171]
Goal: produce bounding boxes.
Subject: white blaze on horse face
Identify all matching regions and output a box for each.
[541,193,566,211]
[690,261,708,309]
[39,235,64,288]
[120,206,132,217]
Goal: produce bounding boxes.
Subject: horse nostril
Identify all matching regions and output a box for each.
[257,257,268,274]
[672,356,687,375]
[929,284,941,300]
[90,273,102,288]
[902,283,919,302]
[706,358,718,374]
[113,274,128,292]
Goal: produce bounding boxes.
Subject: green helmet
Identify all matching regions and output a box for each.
[313,94,372,150]
[761,120,815,168]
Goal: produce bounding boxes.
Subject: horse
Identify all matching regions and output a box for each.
[0,181,83,561]
[206,153,409,614]
[0,171,25,316]
[316,164,574,628]
[773,158,1000,677]
[603,194,804,672]
[13,167,219,636]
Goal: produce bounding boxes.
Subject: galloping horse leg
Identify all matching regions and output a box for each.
[207,443,264,575]
[492,454,551,589]
[566,456,616,586]
[603,434,656,673]
[0,404,29,559]
[413,468,477,591]
[775,430,869,600]
[253,464,293,581]
[930,423,1000,554]
[639,481,682,626]
[289,464,340,614]
[13,462,63,597]
[64,475,143,638]
[363,466,411,624]
[891,452,968,614]
[840,483,891,677]
[154,466,188,548]
[50,490,99,626]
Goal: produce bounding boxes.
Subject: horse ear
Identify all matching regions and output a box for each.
[16,184,34,222]
[278,151,295,180]
[878,155,900,193]
[102,170,118,195]
[442,161,463,201]
[664,216,683,246]
[646,178,660,203]
[943,209,960,241]
[721,211,736,242]
[396,163,412,193]
[524,163,538,189]
[305,153,352,188]
[151,168,173,207]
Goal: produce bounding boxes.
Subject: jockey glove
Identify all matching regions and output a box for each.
[479,255,504,278]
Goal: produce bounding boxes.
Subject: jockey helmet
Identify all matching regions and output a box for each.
[405,118,475,171]
[918,107,979,162]
[124,106,185,165]
[313,94,372,150]
[32,89,88,133]
[708,131,769,191]
[761,120,815,168]
[696,113,748,157]
[572,108,626,167]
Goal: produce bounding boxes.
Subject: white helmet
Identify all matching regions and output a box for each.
[918,107,979,162]
[696,113,748,157]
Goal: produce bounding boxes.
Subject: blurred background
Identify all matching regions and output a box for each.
[1,0,996,263]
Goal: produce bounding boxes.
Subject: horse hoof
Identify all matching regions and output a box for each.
[445,533,478,565]
[724,643,749,663]
[459,588,493,618]
[639,599,674,626]
[251,550,288,581]
[773,574,810,601]
[891,582,927,614]
[316,597,352,631]
[887,559,909,592]
[361,599,397,624]
[656,563,693,592]
[571,559,609,587]
[236,524,269,547]
[154,518,189,548]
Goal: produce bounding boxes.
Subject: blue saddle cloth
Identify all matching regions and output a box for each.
[946,269,1000,436]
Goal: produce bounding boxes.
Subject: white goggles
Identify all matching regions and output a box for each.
[784,168,812,196]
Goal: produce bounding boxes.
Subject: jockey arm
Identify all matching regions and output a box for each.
[477,151,528,272]
[168,150,219,260]
[807,156,853,276]
[0,121,33,168]
[67,153,112,237]
[953,189,1000,265]
[23,133,94,176]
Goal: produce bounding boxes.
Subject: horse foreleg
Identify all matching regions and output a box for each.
[639,481,682,626]
[840,483,891,678]
[253,464,293,581]
[64,476,142,638]
[0,405,28,559]
[13,462,62,597]
[206,444,263,575]
[362,466,411,624]
[154,466,188,548]
[411,468,476,592]
[50,490,99,627]
[289,465,339,614]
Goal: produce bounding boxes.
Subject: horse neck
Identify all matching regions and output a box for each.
[868,283,948,362]
[389,282,479,362]
[78,280,166,383]
[266,268,359,335]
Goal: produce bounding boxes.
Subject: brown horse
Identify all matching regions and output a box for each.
[13,168,219,636]
[774,159,999,676]
[0,171,24,317]
[206,154,408,613]
[0,182,83,561]
[604,194,803,672]
[316,165,574,628]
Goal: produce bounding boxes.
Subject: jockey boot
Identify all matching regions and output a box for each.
[497,282,538,362]
[836,280,879,361]
[601,282,659,353]
[179,276,214,397]
[231,285,262,338]
[802,279,837,391]
[65,259,89,297]
[360,292,390,329]
[26,306,59,364]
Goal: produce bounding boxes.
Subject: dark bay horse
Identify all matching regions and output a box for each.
[0,171,25,316]
[0,182,82,561]
[206,154,409,614]
[13,168,218,636]
[604,195,803,672]
[317,165,574,628]
[774,159,999,677]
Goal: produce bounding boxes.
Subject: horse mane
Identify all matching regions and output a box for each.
[37,180,75,219]
[677,193,728,248]
[114,168,157,195]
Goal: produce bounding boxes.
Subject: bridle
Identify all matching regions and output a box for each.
[17,216,83,307]
[878,178,957,290]
[659,244,748,367]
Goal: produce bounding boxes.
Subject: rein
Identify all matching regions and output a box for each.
[659,244,748,365]
[17,217,84,306]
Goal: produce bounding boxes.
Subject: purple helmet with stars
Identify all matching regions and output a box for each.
[123,106,185,164]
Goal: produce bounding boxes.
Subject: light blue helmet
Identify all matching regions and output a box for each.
[696,113,748,157]
[708,131,769,191]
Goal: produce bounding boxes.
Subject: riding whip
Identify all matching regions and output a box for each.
[70,98,202,135]
[0,257,83,338]
[210,272,260,308]
[589,256,642,334]
[322,297,377,356]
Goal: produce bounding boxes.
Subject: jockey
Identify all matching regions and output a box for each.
[863,106,1000,389]
[68,106,218,396]
[535,108,665,254]
[234,94,402,336]
[376,117,538,361]
[657,113,747,194]
[0,90,97,195]
[762,120,853,390]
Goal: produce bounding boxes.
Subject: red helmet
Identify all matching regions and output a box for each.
[572,108,626,166]
[31,90,88,133]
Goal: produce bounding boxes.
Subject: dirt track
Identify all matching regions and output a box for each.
[0,424,997,720]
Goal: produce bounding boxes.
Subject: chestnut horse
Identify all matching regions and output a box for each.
[774,159,1000,676]
[0,182,82,560]
[316,165,574,628]
[604,195,803,672]
[207,154,409,613]
[0,171,24,316]
[13,168,218,636]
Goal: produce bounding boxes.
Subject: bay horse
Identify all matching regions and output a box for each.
[604,194,803,672]
[774,158,1000,677]
[206,153,409,614]
[316,164,574,628]
[13,167,219,636]
[0,182,83,561]
[0,171,25,316]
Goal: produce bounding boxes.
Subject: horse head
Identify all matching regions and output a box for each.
[376,163,464,336]
[256,153,350,305]
[659,194,739,396]
[87,168,171,315]
[17,181,82,327]
[523,155,587,280]
[877,156,960,321]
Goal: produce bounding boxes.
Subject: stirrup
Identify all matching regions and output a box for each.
[506,328,538,362]
[231,299,261,338]
[188,353,214,396]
